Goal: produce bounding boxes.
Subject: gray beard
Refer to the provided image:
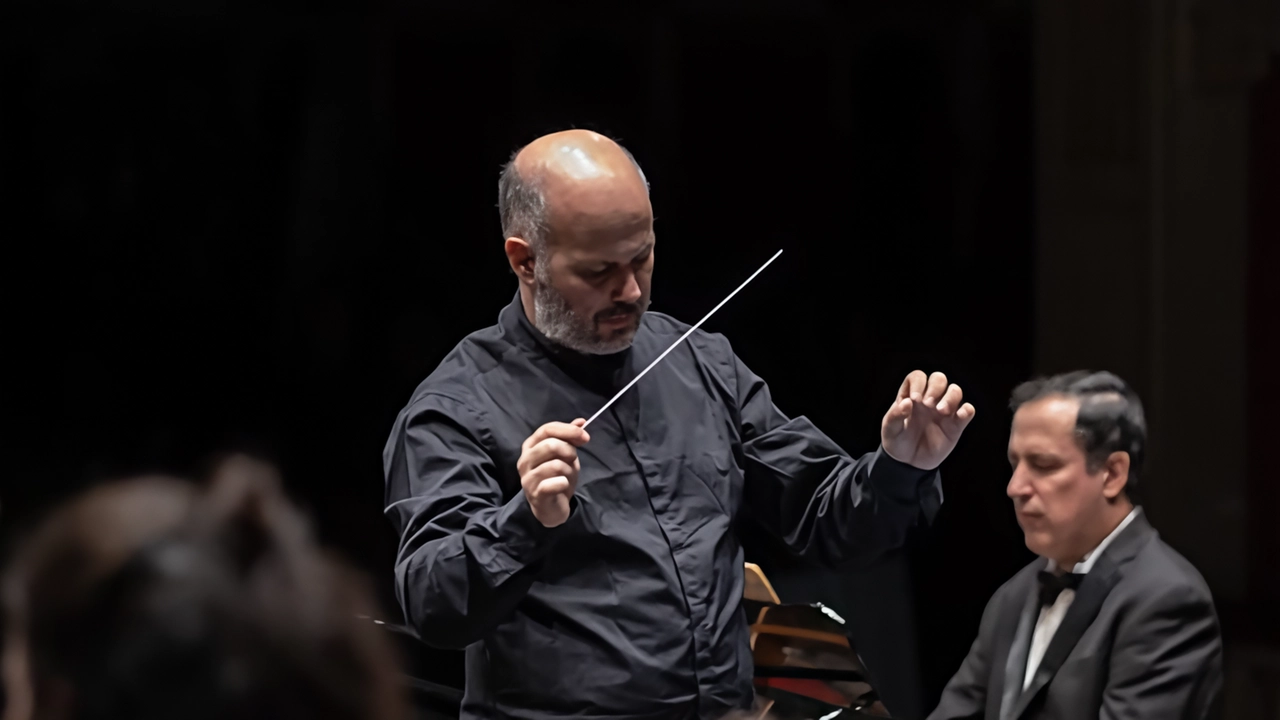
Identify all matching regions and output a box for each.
[533,267,644,355]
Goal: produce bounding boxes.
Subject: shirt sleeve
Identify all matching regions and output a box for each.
[382,394,570,648]
[732,350,943,569]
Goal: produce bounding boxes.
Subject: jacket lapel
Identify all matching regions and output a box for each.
[1005,511,1156,720]
[998,574,1042,720]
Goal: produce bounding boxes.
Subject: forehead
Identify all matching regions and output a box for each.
[544,179,653,257]
[1010,395,1081,447]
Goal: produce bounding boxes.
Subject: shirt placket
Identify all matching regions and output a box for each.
[609,393,705,710]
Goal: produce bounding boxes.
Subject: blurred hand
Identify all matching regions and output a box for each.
[517,419,590,527]
[881,370,975,470]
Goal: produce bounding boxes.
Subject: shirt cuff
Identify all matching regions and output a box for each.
[492,492,577,567]
[866,445,943,524]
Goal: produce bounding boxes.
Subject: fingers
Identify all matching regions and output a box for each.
[891,369,977,425]
[524,459,577,497]
[521,450,579,528]
[936,383,963,415]
[521,438,579,472]
[522,420,590,451]
[533,476,572,498]
[922,372,949,408]
[952,402,976,428]
[898,370,928,402]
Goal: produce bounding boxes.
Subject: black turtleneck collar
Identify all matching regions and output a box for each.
[500,291,633,395]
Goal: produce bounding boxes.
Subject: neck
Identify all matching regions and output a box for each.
[520,283,537,326]
[1051,499,1133,570]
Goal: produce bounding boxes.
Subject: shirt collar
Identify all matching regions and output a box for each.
[1048,506,1141,575]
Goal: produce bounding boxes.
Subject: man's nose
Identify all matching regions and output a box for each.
[1007,467,1031,499]
[617,270,642,304]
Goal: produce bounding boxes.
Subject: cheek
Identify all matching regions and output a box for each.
[557,279,602,312]
[1041,480,1086,522]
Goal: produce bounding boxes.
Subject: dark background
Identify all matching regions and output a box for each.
[2,0,1275,717]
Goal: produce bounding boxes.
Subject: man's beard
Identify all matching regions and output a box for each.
[533,266,648,355]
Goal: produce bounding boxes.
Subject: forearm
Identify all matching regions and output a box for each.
[393,493,565,648]
[743,417,940,568]
[929,652,989,720]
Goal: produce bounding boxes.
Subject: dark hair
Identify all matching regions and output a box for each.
[4,458,408,720]
[1009,370,1147,503]
[497,136,649,255]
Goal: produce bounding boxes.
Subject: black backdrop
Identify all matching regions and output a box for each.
[2,0,1036,714]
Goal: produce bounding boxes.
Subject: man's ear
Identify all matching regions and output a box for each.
[1101,451,1130,500]
[505,237,536,284]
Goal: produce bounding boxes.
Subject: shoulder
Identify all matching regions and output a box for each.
[396,322,517,430]
[639,310,744,395]
[640,310,732,352]
[996,558,1042,599]
[639,309,741,372]
[1119,533,1216,609]
[1102,536,1222,661]
[976,558,1041,626]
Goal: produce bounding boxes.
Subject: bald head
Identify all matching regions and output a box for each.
[498,130,649,254]
[516,129,646,186]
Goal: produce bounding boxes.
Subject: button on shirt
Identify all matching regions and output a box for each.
[1023,508,1140,690]
[383,294,944,719]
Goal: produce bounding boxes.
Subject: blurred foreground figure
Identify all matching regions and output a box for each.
[929,371,1222,720]
[1,456,409,720]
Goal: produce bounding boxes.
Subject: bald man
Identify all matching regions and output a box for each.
[383,130,976,720]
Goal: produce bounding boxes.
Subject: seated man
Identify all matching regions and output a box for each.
[929,371,1223,720]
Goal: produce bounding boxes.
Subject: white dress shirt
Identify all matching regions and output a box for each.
[1023,508,1140,690]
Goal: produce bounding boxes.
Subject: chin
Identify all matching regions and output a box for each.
[600,337,636,353]
[1022,532,1055,559]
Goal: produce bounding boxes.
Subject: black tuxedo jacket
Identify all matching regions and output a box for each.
[928,510,1222,720]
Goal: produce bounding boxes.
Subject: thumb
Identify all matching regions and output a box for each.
[570,418,590,444]
[882,398,912,439]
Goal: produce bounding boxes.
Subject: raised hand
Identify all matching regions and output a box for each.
[881,371,975,471]
[518,418,591,527]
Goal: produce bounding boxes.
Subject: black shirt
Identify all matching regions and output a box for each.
[382,293,942,720]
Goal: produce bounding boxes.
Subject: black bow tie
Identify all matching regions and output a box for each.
[1037,570,1084,607]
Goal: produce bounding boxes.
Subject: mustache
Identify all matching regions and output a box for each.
[595,303,643,321]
